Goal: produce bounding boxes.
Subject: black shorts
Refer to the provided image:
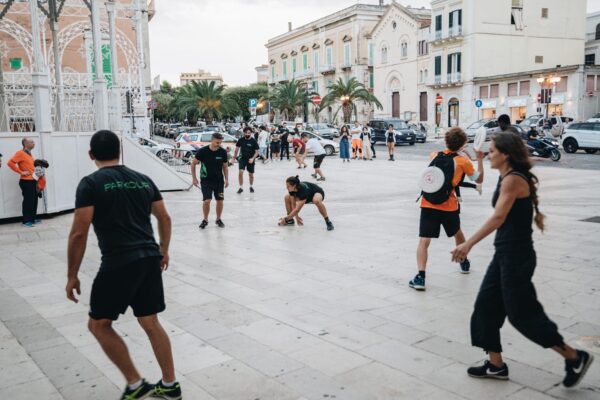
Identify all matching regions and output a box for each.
[89,256,165,321]
[313,154,326,168]
[238,158,255,173]
[201,182,225,201]
[271,143,281,153]
[419,208,460,238]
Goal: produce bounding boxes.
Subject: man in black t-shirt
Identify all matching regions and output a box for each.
[66,130,181,400]
[192,132,229,229]
[234,127,259,194]
[279,122,290,160]
[278,175,334,231]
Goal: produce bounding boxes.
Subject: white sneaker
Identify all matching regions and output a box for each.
[476,184,483,196]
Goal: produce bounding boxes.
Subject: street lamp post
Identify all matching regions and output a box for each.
[537,76,561,119]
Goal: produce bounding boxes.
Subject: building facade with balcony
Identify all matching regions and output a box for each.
[265,4,385,124]
[371,3,430,121]
[427,0,586,128]
[179,70,224,87]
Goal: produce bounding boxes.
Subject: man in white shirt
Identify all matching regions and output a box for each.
[350,122,363,159]
[302,133,327,181]
[257,126,269,163]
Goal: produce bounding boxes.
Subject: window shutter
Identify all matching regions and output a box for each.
[458,10,462,26]
[447,54,452,74]
[457,53,461,73]
[449,12,454,28]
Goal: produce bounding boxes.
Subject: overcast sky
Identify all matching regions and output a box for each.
[149,0,600,87]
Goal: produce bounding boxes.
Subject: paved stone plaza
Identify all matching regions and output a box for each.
[1,153,599,400]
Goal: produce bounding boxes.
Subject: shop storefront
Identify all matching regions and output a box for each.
[480,99,497,119]
[507,98,528,123]
[548,93,565,116]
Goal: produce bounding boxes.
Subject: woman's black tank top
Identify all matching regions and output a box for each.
[492,171,534,247]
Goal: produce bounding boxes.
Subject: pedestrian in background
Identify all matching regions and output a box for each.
[7,138,39,227]
[339,125,351,163]
[361,125,373,161]
[350,122,362,159]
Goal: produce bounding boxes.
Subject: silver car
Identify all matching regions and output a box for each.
[306,123,340,139]
[465,119,501,142]
[136,137,174,162]
[299,131,339,156]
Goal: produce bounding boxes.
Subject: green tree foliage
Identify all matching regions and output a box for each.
[320,77,382,123]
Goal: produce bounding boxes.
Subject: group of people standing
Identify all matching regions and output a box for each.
[339,121,398,162]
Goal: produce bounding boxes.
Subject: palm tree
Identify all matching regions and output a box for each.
[171,81,238,124]
[320,77,382,123]
[269,80,313,121]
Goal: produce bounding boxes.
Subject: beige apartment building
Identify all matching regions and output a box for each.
[265,3,385,124]
[179,70,224,87]
[427,0,588,127]
[255,64,269,84]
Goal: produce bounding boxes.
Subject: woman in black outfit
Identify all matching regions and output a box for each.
[278,176,334,231]
[451,133,593,388]
[386,124,395,161]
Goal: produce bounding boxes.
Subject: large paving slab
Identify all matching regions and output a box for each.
[1,152,599,399]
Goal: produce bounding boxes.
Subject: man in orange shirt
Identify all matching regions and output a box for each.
[8,138,39,227]
[409,128,485,291]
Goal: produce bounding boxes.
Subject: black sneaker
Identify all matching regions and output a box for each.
[120,379,154,400]
[467,360,509,380]
[249,187,255,193]
[199,220,208,229]
[153,380,182,400]
[408,274,425,291]
[326,221,334,231]
[311,173,317,178]
[216,219,225,228]
[237,188,243,194]
[563,350,594,388]
[460,258,471,274]
[317,177,326,181]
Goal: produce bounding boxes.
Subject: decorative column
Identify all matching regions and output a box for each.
[105,0,122,132]
[29,0,52,133]
[91,0,109,130]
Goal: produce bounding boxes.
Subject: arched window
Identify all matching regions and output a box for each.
[401,41,408,58]
[419,70,423,83]
[381,46,388,63]
[424,69,428,82]
[596,23,600,40]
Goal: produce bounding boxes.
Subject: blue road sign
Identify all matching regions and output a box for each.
[475,99,483,108]
[249,98,257,108]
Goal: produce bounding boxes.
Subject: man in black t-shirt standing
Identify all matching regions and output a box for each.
[66,130,181,400]
[279,122,290,161]
[192,132,229,229]
[234,127,259,194]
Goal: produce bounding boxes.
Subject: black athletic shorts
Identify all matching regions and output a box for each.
[419,208,460,238]
[201,182,225,201]
[89,256,165,321]
[313,154,326,169]
[238,158,255,173]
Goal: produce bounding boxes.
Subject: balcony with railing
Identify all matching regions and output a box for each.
[277,74,289,83]
[434,75,442,85]
[447,72,462,84]
[341,62,352,71]
[319,65,336,75]
[294,70,312,80]
[449,25,463,38]
[431,27,463,46]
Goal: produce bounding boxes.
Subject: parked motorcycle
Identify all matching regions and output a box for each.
[527,137,561,161]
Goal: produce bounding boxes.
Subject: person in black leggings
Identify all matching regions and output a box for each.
[451,133,593,388]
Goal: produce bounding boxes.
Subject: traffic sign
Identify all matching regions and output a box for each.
[313,95,321,105]
[475,99,483,108]
[249,98,257,108]
[147,99,158,110]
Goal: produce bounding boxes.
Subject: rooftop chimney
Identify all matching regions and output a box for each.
[288,22,292,32]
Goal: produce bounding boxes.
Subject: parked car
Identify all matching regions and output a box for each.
[465,119,502,142]
[535,116,572,138]
[519,114,544,131]
[174,131,238,159]
[136,136,174,162]
[306,123,340,139]
[165,123,183,139]
[408,123,427,143]
[369,119,416,145]
[299,131,339,156]
[561,122,600,154]
[511,124,528,140]
[587,113,600,122]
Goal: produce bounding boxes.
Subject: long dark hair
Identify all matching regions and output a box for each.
[286,175,301,188]
[492,133,545,231]
[340,125,349,135]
